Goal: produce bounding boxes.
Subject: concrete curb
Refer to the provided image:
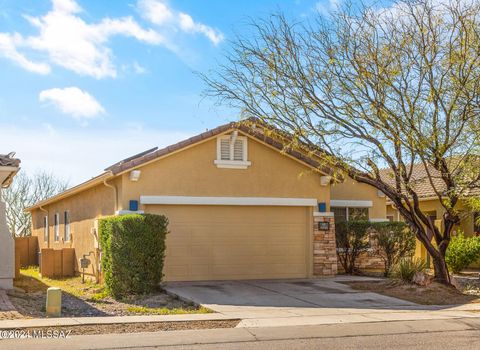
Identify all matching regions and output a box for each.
[1,317,480,350]
[0,313,237,329]
[162,285,203,307]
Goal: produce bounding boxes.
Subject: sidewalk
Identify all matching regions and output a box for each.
[1,317,480,350]
[1,303,479,330]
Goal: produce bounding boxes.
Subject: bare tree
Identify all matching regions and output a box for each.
[2,171,69,236]
[203,0,480,284]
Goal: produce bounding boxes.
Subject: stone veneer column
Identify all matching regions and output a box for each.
[313,213,338,277]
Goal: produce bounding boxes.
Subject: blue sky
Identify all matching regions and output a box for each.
[0,0,349,184]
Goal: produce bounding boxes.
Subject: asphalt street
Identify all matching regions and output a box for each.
[2,317,480,350]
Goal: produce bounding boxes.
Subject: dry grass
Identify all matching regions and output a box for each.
[8,267,211,318]
[343,279,480,305]
[16,267,104,299]
[13,320,240,336]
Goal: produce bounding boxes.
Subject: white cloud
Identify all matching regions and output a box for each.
[316,0,341,16]
[0,0,162,79]
[133,61,147,74]
[178,13,224,45]
[138,0,224,45]
[138,0,173,25]
[39,87,105,119]
[0,123,192,184]
[0,33,50,74]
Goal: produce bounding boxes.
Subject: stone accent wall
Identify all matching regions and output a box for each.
[313,214,338,277]
[337,251,385,273]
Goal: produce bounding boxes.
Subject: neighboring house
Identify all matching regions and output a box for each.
[27,121,385,281]
[383,163,479,263]
[0,152,20,289]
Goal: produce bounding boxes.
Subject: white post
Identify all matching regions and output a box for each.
[0,190,14,289]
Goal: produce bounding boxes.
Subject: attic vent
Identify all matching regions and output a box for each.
[220,139,231,160]
[233,139,244,161]
[214,134,251,169]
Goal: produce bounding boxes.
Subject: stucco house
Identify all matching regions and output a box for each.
[0,152,20,289]
[383,163,479,263]
[27,121,386,281]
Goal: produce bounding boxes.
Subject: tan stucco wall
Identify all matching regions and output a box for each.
[30,132,331,278]
[31,180,117,276]
[120,134,330,210]
[386,199,478,266]
[331,177,386,220]
[386,199,475,236]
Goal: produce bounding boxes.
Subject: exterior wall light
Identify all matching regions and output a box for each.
[129,170,141,182]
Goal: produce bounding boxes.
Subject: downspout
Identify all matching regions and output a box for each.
[100,175,117,283]
[103,176,118,213]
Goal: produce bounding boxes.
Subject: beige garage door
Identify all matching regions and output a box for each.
[146,205,309,281]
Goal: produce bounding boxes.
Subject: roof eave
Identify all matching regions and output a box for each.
[25,171,113,212]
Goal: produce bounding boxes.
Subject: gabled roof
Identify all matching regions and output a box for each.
[105,119,334,176]
[27,119,334,211]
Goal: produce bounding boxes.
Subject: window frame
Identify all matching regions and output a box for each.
[214,134,251,169]
[54,213,60,242]
[331,206,369,223]
[64,211,71,242]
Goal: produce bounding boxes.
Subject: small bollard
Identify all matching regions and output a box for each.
[46,287,62,317]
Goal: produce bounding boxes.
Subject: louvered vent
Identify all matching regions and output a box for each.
[220,139,231,160]
[233,139,244,161]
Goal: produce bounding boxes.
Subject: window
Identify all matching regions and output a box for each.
[349,207,369,221]
[64,211,71,242]
[54,213,60,242]
[214,134,251,169]
[43,216,48,242]
[331,207,369,225]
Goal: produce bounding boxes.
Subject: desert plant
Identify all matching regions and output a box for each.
[393,258,428,283]
[445,232,480,274]
[335,220,371,274]
[99,214,168,299]
[371,222,416,277]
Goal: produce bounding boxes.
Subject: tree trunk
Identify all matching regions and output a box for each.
[431,253,451,284]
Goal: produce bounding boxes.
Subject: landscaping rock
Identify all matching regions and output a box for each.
[412,272,432,286]
[450,276,462,290]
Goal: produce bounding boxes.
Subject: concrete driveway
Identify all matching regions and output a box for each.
[164,276,446,327]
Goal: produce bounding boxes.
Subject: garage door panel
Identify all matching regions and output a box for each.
[267,244,304,257]
[148,205,309,281]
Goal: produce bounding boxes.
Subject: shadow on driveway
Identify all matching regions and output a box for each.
[164,276,459,316]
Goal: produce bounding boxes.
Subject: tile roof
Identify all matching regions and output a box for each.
[379,160,480,200]
[26,119,335,210]
[0,152,20,187]
[0,152,20,167]
[106,119,334,176]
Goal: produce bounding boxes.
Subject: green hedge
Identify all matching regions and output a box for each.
[335,220,371,274]
[99,214,168,299]
[446,232,480,274]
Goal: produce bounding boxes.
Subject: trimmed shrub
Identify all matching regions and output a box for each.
[446,232,480,274]
[335,220,371,274]
[370,221,416,277]
[392,258,427,283]
[99,214,168,299]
